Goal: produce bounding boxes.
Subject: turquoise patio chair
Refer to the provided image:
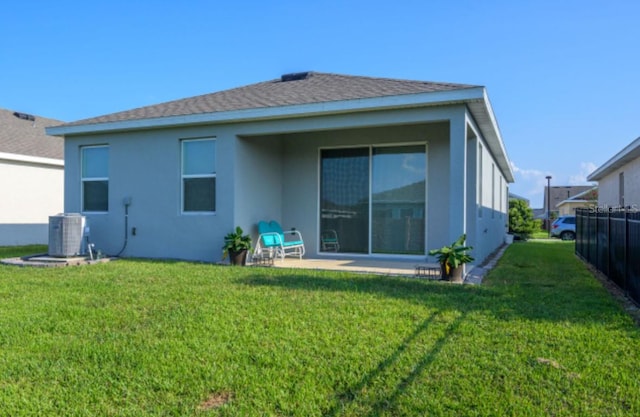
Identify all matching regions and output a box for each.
[255,221,305,260]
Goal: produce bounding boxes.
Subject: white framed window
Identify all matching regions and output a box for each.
[182,138,216,213]
[81,145,109,212]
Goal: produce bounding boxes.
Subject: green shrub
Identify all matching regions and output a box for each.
[509,199,536,239]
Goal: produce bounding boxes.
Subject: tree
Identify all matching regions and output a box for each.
[509,199,536,239]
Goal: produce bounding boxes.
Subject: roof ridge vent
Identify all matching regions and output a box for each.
[281,72,310,82]
[13,112,36,122]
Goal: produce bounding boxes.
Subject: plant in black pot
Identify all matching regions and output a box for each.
[222,226,252,266]
[428,234,474,283]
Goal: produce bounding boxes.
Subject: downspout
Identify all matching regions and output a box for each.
[116,197,132,257]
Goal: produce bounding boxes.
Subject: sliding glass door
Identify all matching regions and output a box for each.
[320,145,426,255]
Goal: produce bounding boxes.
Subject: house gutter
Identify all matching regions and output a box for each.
[0,152,64,167]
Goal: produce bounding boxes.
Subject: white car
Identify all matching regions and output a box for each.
[551,215,576,240]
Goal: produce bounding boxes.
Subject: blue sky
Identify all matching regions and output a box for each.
[2,0,639,207]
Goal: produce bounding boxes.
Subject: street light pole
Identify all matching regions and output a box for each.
[546,175,552,238]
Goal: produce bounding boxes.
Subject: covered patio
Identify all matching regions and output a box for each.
[236,119,453,261]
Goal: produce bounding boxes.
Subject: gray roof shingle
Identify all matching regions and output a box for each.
[0,108,64,159]
[65,72,478,127]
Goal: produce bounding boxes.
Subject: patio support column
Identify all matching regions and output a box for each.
[448,110,467,242]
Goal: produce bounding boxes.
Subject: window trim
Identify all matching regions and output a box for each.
[491,163,496,218]
[499,175,503,216]
[81,145,109,213]
[181,137,217,214]
[478,143,483,218]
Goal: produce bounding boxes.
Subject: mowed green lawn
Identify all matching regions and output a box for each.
[0,241,638,416]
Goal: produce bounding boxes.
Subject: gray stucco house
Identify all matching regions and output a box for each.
[47,72,514,264]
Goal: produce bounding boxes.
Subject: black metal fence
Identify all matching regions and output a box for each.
[576,208,640,304]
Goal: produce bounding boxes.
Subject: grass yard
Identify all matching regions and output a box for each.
[530,230,551,239]
[0,241,638,416]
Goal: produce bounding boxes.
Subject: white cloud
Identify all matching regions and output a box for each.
[509,161,558,207]
[401,154,424,174]
[510,161,552,196]
[509,161,599,208]
[509,161,546,180]
[568,162,598,185]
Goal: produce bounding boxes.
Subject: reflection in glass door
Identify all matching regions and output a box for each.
[372,146,425,254]
[320,148,369,253]
[320,145,426,255]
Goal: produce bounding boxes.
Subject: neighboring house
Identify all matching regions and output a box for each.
[47,72,514,264]
[508,192,530,206]
[544,185,593,216]
[532,208,547,221]
[587,136,640,210]
[0,108,64,245]
[556,186,598,216]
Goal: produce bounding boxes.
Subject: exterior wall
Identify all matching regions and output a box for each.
[64,125,237,261]
[465,131,478,263]
[468,112,508,264]
[0,158,63,245]
[235,135,283,234]
[597,157,640,208]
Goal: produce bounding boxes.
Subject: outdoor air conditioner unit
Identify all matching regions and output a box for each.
[48,214,86,257]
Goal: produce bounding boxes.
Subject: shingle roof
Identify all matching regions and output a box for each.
[0,108,64,159]
[65,72,477,126]
[545,185,594,211]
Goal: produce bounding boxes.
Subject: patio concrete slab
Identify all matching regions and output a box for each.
[251,242,510,284]
[255,257,439,277]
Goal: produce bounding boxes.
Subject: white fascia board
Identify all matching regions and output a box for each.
[587,136,640,181]
[0,152,64,167]
[465,90,515,183]
[46,87,486,137]
[556,186,598,207]
[556,199,587,208]
[482,89,514,183]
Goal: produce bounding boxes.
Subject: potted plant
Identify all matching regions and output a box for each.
[222,226,252,266]
[428,234,475,283]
